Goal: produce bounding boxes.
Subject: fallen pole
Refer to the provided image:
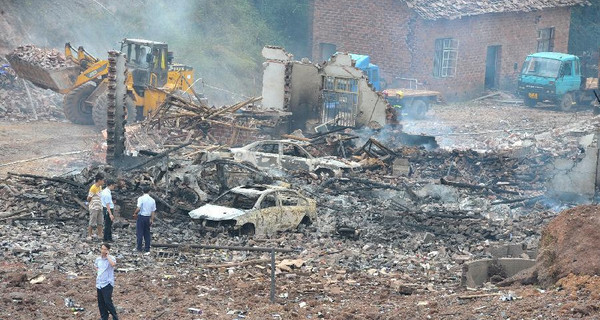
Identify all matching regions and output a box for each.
[8,172,85,189]
[151,242,295,253]
[152,242,296,303]
[0,150,88,168]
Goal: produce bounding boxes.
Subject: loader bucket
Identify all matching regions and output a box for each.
[6,55,79,93]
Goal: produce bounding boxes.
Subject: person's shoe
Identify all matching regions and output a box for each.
[144,251,151,256]
[86,236,92,241]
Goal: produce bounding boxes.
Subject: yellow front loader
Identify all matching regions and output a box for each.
[8,39,200,127]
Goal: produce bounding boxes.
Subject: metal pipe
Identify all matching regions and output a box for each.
[151,242,295,253]
[270,249,276,303]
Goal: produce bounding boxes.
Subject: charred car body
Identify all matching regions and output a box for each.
[203,140,360,177]
[188,185,317,236]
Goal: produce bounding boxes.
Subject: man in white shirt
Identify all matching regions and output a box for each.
[95,243,118,320]
[133,185,156,253]
[101,180,117,242]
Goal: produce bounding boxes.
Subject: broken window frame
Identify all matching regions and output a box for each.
[259,193,278,209]
[433,38,459,78]
[321,76,359,127]
[278,191,308,207]
[537,27,555,52]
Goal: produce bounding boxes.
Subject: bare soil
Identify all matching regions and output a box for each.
[0,121,101,177]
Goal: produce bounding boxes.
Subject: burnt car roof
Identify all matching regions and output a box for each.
[227,184,290,196]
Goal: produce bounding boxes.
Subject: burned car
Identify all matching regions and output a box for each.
[188,185,317,236]
[227,140,360,177]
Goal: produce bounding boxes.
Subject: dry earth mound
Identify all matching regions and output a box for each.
[537,205,600,286]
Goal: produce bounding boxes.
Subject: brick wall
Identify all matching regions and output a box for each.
[311,0,413,81]
[312,0,572,101]
[412,8,572,101]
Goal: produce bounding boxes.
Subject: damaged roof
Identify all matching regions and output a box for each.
[403,0,590,20]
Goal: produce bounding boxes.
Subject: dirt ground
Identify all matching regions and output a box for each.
[2,99,600,319]
[0,121,101,177]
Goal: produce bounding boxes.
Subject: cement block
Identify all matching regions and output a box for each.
[461,258,536,288]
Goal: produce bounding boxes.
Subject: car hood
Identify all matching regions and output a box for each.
[189,204,247,221]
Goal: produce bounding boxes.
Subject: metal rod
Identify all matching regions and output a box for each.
[152,242,294,253]
[270,249,276,303]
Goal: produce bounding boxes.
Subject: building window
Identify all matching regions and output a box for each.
[319,43,337,61]
[537,27,554,52]
[433,38,459,78]
[322,76,359,127]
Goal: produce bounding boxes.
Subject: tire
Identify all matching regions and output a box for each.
[559,93,574,111]
[92,94,138,129]
[407,99,428,119]
[63,82,96,125]
[239,223,255,236]
[524,97,536,108]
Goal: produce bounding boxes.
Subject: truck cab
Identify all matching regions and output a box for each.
[517,52,581,110]
[348,53,381,91]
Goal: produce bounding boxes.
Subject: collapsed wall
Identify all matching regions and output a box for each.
[261,46,389,133]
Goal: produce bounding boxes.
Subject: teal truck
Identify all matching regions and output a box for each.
[517,51,599,111]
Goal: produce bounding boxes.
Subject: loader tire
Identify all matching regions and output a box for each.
[63,82,96,125]
[92,94,137,130]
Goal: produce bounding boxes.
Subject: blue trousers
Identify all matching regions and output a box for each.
[97,284,118,320]
[136,215,151,252]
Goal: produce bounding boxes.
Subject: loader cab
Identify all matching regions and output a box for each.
[121,39,169,96]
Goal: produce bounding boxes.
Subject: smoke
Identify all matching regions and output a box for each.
[0,0,307,106]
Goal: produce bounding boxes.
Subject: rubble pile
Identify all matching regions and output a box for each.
[0,83,64,121]
[6,45,76,69]
[142,94,279,147]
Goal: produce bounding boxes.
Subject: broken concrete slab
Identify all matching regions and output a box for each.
[546,133,599,202]
[488,243,527,258]
[461,258,536,288]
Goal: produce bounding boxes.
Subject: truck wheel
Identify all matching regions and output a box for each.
[92,94,137,129]
[524,97,536,108]
[559,93,574,111]
[409,100,428,119]
[63,82,95,125]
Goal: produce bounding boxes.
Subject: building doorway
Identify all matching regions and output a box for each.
[485,45,501,89]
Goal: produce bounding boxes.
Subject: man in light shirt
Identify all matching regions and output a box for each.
[95,243,118,320]
[133,185,156,253]
[101,180,117,242]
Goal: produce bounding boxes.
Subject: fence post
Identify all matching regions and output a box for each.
[270,249,275,302]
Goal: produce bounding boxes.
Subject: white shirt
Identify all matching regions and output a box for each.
[137,193,156,216]
[100,188,114,209]
[95,255,116,289]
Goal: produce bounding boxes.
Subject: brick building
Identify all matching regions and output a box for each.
[311,0,589,101]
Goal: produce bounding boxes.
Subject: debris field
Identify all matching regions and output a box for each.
[2,49,600,319]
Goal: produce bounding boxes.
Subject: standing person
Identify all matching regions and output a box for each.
[87,174,104,240]
[101,180,117,242]
[133,186,156,253]
[95,243,118,320]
